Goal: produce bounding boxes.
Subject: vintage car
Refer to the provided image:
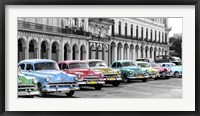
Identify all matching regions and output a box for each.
[110,60,149,83]
[18,59,79,97]
[150,63,171,79]
[18,67,40,97]
[135,61,160,80]
[58,60,105,90]
[86,59,122,87]
[159,62,182,78]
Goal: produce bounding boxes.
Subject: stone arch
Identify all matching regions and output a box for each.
[28,39,38,59]
[64,43,71,60]
[72,44,79,60]
[124,43,129,60]
[150,46,153,59]
[18,38,26,62]
[51,41,60,62]
[80,44,86,60]
[158,47,161,55]
[140,45,144,58]
[135,44,139,59]
[90,43,96,59]
[154,47,157,58]
[40,40,49,59]
[145,46,149,58]
[117,42,123,60]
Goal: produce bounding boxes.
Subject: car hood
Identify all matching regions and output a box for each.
[153,67,168,72]
[121,66,144,73]
[18,75,35,85]
[34,70,76,82]
[91,67,117,74]
[170,66,182,71]
[67,69,100,77]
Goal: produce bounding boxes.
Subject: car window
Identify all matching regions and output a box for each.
[116,62,122,67]
[111,62,117,68]
[122,62,132,67]
[19,63,25,70]
[34,62,59,70]
[62,63,68,69]
[69,63,88,69]
[26,64,33,70]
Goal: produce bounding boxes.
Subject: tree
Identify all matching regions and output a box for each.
[169,36,182,59]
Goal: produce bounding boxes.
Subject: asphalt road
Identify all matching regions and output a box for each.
[34,77,182,98]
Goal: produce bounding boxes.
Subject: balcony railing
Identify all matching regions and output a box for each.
[18,20,92,37]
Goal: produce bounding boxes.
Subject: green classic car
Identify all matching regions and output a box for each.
[135,61,160,80]
[86,59,122,87]
[110,60,149,83]
[18,68,39,98]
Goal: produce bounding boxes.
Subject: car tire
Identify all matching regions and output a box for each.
[123,74,129,83]
[66,91,75,97]
[94,85,103,90]
[174,72,179,78]
[112,82,120,87]
[142,78,147,82]
[38,84,47,97]
[165,76,170,79]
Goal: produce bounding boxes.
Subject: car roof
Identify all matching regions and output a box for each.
[135,61,148,64]
[59,60,87,64]
[85,59,103,62]
[159,62,174,65]
[113,60,133,63]
[19,59,56,64]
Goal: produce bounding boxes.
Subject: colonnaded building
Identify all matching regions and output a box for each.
[18,17,171,65]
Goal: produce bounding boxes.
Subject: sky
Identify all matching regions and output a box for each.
[168,18,183,37]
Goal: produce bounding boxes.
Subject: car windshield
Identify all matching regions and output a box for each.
[151,63,160,67]
[69,63,89,69]
[34,62,59,70]
[18,67,22,75]
[88,61,108,67]
[137,63,150,68]
[122,62,137,67]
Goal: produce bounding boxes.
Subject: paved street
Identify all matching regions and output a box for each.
[34,78,182,98]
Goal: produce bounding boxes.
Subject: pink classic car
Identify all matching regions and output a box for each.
[58,60,105,90]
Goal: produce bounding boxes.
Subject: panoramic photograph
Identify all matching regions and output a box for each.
[17,17,182,98]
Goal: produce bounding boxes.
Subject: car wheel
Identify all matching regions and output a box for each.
[142,78,147,82]
[94,85,103,90]
[123,74,129,83]
[174,72,179,78]
[28,96,34,98]
[112,82,120,87]
[66,91,75,97]
[165,76,170,79]
[38,84,46,97]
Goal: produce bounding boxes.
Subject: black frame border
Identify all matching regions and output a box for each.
[0,0,199,116]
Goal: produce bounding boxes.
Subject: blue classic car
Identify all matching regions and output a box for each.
[110,60,149,83]
[18,59,80,97]
[159,62,182,78]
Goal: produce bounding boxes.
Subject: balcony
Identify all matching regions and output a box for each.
[18,20,91,37]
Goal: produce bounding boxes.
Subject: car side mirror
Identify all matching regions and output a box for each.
[29,69,32,72]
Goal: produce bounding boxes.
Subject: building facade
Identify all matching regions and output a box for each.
[18,17,171,65]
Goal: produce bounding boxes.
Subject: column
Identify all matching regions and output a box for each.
[114,45,117,61]
[127,47,130,60]
[132,48,135,61]
[48,47,52,59]
[147,50,150,58]
[121,47,124,60]
[138,49,141,59]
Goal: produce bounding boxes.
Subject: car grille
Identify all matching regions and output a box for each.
[49,82,77,86]
[104,74,118,78]
[18,85,37,91]
[137,73,144,76]
[149,72,157,75]
[83,76,100,81]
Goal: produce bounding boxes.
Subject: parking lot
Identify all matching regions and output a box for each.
[34,77,182,98]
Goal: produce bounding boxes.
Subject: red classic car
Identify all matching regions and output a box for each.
[58,60,105,90]
[151,63,172,79]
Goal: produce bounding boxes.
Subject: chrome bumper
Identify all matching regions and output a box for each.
[18,91,40,96]
[128,75,149,79]
[104,78,122,81]
[42,86,80,93]
[78,81,105,85]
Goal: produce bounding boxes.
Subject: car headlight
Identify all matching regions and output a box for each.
[45,77,50,82]
[100,73,104,78]
[146,70,149,73]
[74,76,78,81]
[33,78,38,84]
[117,71,121,75]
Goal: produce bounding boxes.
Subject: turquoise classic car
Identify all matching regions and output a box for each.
[110,60,149,83]
[159,62,182,78]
